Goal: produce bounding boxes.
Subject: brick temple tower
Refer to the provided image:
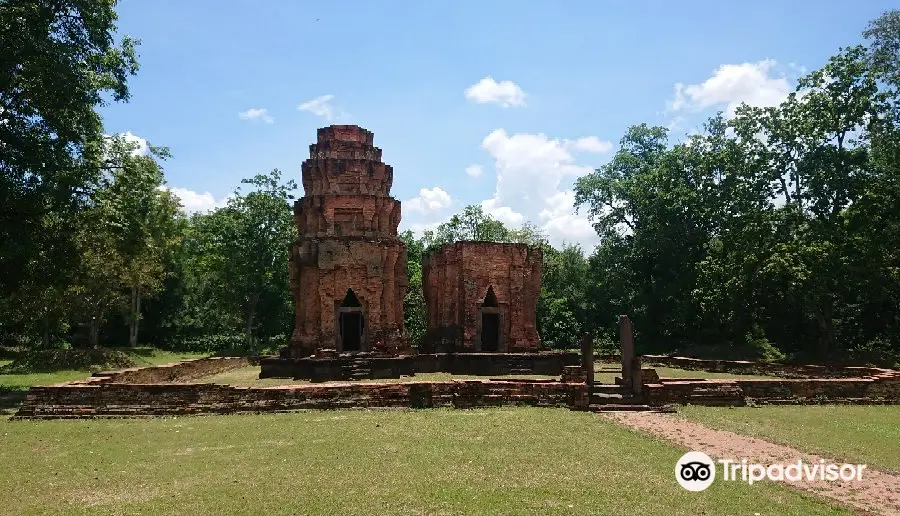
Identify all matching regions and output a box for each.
[422,242,542,353]
[286,125,408,357]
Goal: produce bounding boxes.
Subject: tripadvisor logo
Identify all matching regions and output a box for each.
[676,451,716,491]
[675,451,868,492]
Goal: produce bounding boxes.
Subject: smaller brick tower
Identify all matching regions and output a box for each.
[422,242,542,353]
[286,125,408,357]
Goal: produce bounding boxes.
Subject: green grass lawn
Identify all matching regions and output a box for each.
[0,348,206,391]
[593,361,775,383]
[0,408,848,515]
[679,405,900,473]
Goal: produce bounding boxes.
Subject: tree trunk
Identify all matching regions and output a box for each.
[244,293,259,347]
[128,285,141,347]
[42,312,50,349]
[816,302,836,358]
[89,312,102,349]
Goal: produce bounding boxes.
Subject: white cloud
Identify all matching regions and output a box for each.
[121,131,149,156]
[465,164,484,178]
[538,191,600,246]
[405,187,452,214]
[567,136,613,154]
[478,128,601,250]
[464,77,526,108]
[238,108,274,123]
[668,59,794,118]
[481,198,524,227]
[102,131,149,158]
[298,94,346,120]
[159,186,230,214]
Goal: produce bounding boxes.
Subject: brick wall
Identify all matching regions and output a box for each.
[13,379,589,419]
[639,355,890,379]
[644,370,900,406]
[91,356,250,384]
[422,242,542,353]
[258,352,580,381]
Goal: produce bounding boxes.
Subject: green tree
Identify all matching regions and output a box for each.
[183,170,296,348]
[422,205,516,250]
[399,230,426,347]
[0,0,139,295]
[538,244,589,349]
[100,139,182,346]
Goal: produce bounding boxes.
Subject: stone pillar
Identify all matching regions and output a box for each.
[619,315,641,394]
[630,355,643,395]
[580,332,594,387]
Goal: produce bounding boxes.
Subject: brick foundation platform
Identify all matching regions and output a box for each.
[13,378,590,420]
[640,355,892,379]
[643,370,900,406]
[258,351,580,381]
[11,356,899,420]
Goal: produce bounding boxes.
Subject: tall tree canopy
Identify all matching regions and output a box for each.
[0,0,139,294]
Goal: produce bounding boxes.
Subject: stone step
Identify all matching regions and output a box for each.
[591,392,627,401]
[589,403,654,412]
[592,384,628,393]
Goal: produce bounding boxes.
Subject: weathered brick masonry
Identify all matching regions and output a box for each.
[287,125,408,357]
[641,355,890,379]
[13,379,589,419]
[258,351,580,381]
[93,356,250,384]
[11,355,900,419]
[643,371,900,406]
[422,242,542,353]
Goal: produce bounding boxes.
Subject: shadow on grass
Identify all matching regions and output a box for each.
[0,348,137,374]
[123,346,158,358]
[0,387,27,416]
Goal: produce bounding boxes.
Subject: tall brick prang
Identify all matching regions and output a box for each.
[287,125,408,357]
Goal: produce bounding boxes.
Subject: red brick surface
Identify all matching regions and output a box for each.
[288,126,408,356]
[14,378,588,419]
[92,356,249,384]
[422,242,542,352]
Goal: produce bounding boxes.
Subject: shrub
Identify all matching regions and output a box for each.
[0,349,136,373]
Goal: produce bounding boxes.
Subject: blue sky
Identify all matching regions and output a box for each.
[100,0,894,250]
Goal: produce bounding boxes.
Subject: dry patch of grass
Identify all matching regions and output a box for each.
[0,408,849,515]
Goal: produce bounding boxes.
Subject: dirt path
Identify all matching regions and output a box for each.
[603,411,900,515]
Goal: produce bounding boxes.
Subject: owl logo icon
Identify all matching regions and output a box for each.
[675,451,716,491]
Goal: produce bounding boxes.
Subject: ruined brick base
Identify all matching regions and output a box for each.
[11,357,900,420]
[640,355,892,379]
[13,379,589,420]
[92,356,251,384]
[258,352,580,382]
[643,371,900,407]
[628,358,900,407]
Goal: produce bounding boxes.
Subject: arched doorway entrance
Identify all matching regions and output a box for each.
[337,289,364,352]
[479,286,501,352]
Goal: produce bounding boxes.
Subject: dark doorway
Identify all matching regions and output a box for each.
[480,286,500,351]
[483,286,498,307]
[341,288,362,308]
[481,313,500,351]
[340,312,362,351]
[339,289,364,352]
